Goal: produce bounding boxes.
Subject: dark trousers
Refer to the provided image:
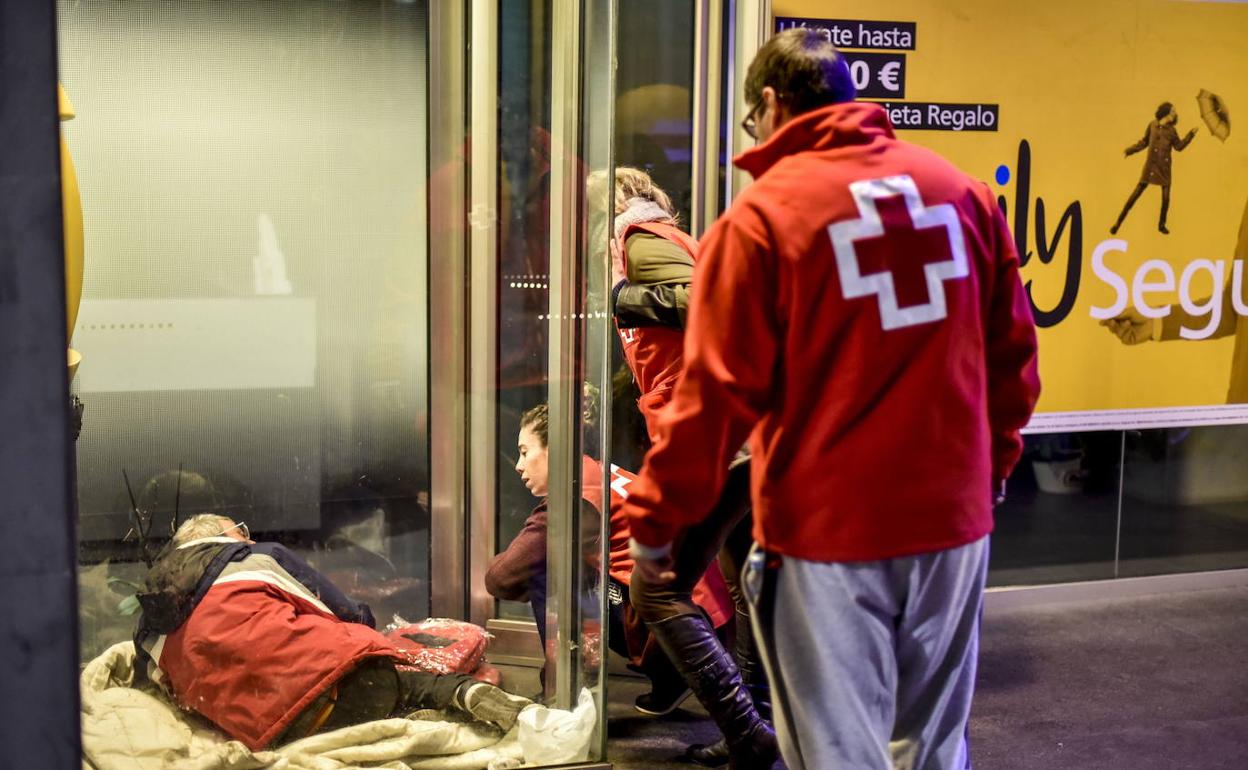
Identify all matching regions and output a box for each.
[277,657,470,746]
[607,577,685,685]
[529,568,633,651]
[1115,181,1171,228]
[532,572,677,684]
[630,461,754,623]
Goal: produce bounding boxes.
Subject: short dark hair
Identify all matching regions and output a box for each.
[1155,102,1174,120]
[520,403,549,447]
[744,28,856,116]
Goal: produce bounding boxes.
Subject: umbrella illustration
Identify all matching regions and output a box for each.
[1197,89,1230,142]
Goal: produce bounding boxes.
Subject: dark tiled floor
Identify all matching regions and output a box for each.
[971,585,1248,770]
[605,585,1248,770]
[607,686,731,770]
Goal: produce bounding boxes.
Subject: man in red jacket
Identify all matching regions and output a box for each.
[622,28,1040,770]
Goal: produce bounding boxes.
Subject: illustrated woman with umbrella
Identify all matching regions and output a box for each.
[1111,101,1198,235]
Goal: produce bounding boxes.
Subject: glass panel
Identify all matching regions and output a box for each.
[1119,425,1248,577]
[988,431,1122,586]
[481,0,614,751]
[494,0,554,627]
[61,0,431,686]
[616,0,695,225]
[578,0,616,753]
[610,0,697,475]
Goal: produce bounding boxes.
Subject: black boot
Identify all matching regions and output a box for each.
[689,683,769,765]
[647,613,778,770]
[684,737,730,766]
[731,609,771,722]
[685,609,772,766]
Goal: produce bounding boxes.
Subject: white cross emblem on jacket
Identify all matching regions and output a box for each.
[828,174,968,331]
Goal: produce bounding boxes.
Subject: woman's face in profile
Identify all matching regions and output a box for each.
[515,426,549,498]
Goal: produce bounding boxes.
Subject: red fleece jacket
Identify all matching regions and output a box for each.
[622,102,1040,562]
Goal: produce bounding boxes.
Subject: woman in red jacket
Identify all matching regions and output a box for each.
[484,403,685,697]
[595,167,776,768]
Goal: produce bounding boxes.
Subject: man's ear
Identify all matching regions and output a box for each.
[761,86,778,113]
[762,86,791,129]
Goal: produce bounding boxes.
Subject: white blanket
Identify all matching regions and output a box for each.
[80,642,526,770]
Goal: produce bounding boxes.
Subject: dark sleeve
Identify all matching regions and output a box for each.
[1174,126,1195,151]
[613,282,689,328]
[484,508,548,602]
[1125,125,1150,155]
[254,543,377,627]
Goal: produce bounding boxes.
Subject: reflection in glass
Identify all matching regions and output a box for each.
[484,1,614,753]
[616,0,694,226]
[611,0,696,476]
[579,0,616,753]
[61,0,431,658]
[988,431,1121,586]
[1120,425,1248,577]
[989,426,1248,585]
[495,0,555,626]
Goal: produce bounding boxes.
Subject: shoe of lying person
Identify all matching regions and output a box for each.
[455,682,533,731]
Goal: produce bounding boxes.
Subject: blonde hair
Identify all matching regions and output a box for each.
[587,166,677,221]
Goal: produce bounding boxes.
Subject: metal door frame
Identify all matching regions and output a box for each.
[426,0,619,703]
[0,2,82,767]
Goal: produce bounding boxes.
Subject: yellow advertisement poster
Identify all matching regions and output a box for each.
[773,0,1248,431]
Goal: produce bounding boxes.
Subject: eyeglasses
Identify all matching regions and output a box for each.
[741,102,761,140]
[221,521,250,540]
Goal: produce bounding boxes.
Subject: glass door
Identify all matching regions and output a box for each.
[427,0,617,761]
[61,0,613,763]
[468,0,617,712]
[62,0,434,664]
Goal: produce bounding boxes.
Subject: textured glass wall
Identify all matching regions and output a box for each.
[990,426,1248,586]
[61,0,431,660]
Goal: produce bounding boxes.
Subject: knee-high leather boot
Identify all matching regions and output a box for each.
[734,610,771,721]
[686,609,772,766]
[647,613,777,770]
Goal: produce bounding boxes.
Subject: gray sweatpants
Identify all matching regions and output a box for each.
[743,536,989,770]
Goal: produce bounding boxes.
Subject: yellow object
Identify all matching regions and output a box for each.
[60,84,85,381]
[774,0,1248,423]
